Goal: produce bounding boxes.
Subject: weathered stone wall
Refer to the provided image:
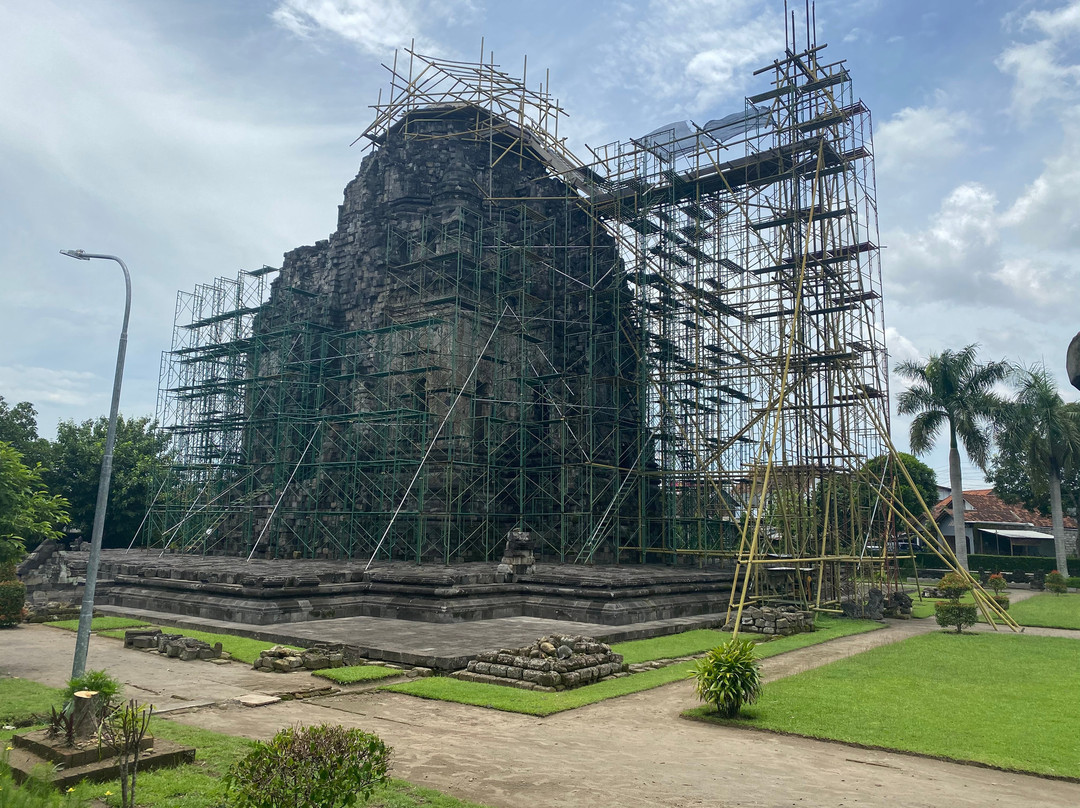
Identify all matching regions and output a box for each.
[722,605,814,636]
[453,634,626,692]
[226,104,653,562]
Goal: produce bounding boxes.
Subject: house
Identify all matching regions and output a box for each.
[933,488,1078,558]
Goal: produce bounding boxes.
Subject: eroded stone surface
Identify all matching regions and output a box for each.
[721,605,815,636]
[453,634,625,691]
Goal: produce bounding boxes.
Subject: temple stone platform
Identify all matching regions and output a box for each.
[73,550,733,627]
[94,607,728,670]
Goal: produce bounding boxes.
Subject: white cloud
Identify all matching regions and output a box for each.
[271,0,477,58]
[0,365,101,408]
[887,182,1000,304]
[997,0,1080,116]
[1002,113,1080,250]
[874,103,975,178]
[599,0,784,117]
[885,327,920,366]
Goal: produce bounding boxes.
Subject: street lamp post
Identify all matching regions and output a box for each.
[60,249,131,680]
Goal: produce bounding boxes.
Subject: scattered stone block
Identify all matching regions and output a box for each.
[237,693,281,708]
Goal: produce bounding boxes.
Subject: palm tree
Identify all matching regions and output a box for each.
[999,367,1080,576]
[895,344,1009,569]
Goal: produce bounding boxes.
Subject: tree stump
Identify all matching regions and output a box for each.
[72,690,103,739]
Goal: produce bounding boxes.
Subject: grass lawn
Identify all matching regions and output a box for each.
[685,632,1080,779]
[1008,593,1080,630]
[0,677,64,726]
[386,615,882,716]
[93,626,299,665]
[909,591,1080,629]
[0,679,490,808]
[43,616,301,665]
[312,665,404,684]
[44,617,151,632]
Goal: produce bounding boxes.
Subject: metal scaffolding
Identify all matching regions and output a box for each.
[146,30,1007,619]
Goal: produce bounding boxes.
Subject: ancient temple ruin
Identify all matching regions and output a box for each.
[147,35,918,617]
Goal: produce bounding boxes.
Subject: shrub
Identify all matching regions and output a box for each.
[987,573,1007,595]
[1046,571,1068,595]
[1031,570,1046,591]
[0,579,26,627]
[901,553,1074,577]
[223,724,391,808]
[691,638,762,719]
[934,601,978,633]
[990,594,1010,611]
[936,572,972,600]
[64,669,121,706]
[1067,576,1080,590]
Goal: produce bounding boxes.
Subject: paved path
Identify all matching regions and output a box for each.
[5,618,1080,807]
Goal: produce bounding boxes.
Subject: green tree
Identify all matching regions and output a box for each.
[823,453,937,544]
[989,417,1080,524]
[996,367,1080,576]
[0,396,50,469]
[45,416,169,548]
[0,441,69,568]
[895,344,1009,570]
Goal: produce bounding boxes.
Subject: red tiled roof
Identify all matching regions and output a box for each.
[933,488,1077,530]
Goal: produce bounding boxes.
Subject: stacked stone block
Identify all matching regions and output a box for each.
[453,635,626,692]
[252,644,345,673]
[722,605,814,636]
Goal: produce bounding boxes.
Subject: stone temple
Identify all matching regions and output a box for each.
[127,45,893,626]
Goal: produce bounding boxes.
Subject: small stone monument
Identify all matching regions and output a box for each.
[497,529,535,580]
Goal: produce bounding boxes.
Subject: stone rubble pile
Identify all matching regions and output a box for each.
[722,605,815,636]
[453,634,627,692]
[124,628,223,660]
[252,644,345,673]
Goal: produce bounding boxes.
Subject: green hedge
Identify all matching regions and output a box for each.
[903,553,1076,577]
[0,579,26,627]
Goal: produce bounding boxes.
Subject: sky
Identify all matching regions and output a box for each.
[2,0,1079,490]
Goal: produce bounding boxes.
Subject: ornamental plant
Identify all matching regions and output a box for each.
[224,724,391,808]
[1046,570,1068,595]
[934,571,977,634]
[691,637,762,719]
[987,573,1007,595]
[936,572,972,600]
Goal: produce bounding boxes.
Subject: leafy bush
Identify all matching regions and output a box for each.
[1045,571,1068,595]
[1031,570,1046,591]
[934,602,978,633]
[64,669,121,705]
[990,594,1010,611]
[1067,576,1080,589]
[902,553,1075,577]
[691,638,762,719]
[936,572,972,600]
[0,579,26,627]
[987,573,1007,595]
[223,724,391,808]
